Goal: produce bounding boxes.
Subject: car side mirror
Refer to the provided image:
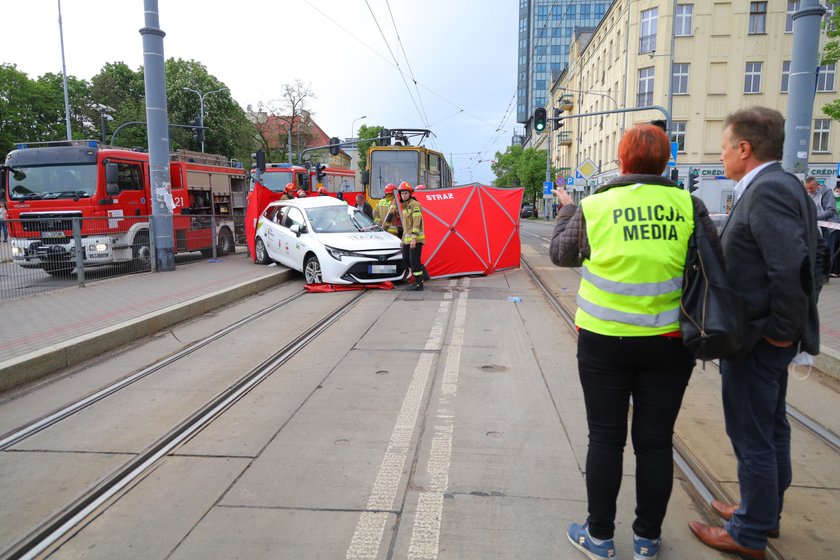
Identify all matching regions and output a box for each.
[105,163,120,196]
[290,223,306,237]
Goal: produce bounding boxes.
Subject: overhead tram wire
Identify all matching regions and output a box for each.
[385,0,431,129]
[364,0,426,131]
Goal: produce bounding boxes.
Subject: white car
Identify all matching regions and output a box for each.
[253,197,407,284]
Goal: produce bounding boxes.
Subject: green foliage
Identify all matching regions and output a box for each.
[822,0,840,120]
[355,124,384,173]
[491,144,552,204]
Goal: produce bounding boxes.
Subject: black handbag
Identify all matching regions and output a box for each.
[679,219,743,360]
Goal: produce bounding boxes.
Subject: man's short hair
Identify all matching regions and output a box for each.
[724,107,784,162]
[356,194,365,203]
[804,176,818,184]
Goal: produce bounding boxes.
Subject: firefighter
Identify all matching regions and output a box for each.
[280,183,296,201]
[397,182,428,291]
[374,184,400,237]
[317,186,329,196]
[297,189,307,198]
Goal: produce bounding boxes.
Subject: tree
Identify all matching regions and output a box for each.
[249,80,316,164]
[355,124,384,173]
[822,0,840,120]
[491,144,551,205]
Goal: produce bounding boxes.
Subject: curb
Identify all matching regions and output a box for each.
[0,268,294,393]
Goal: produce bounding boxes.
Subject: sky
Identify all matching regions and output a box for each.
[0,0,519,185]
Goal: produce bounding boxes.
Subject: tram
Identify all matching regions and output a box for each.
[363,128,453,205]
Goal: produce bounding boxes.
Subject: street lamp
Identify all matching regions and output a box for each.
[351,115,367,140]
[91,103,115,144]
[183,86,229,152]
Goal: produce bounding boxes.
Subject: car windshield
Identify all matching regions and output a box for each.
[307,205,382,233]
[7,164,97,199]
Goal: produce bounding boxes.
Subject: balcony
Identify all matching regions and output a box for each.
[557,131,573,146]
[559,94,574,110]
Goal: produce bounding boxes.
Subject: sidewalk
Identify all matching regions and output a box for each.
[0,252,292,393]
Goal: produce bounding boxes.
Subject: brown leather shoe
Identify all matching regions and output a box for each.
[710,501,780,538]
[688,521,766,559]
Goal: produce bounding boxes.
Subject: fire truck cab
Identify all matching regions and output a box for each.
[3,140,247,275]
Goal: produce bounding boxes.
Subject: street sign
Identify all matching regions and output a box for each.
[668,142,678,167]
[566,176,574,186]
[543,181,553,196]
[576,158,598,180]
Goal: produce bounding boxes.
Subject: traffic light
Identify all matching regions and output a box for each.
[253,149,266,173]
[688,169,700,192]
[553,108,565,130]
[670,168,679,182]
[379,128,391,146]
[315,163,326,182]
[534,108,547,132]
[329,136,341,156]
[193,116,205,143]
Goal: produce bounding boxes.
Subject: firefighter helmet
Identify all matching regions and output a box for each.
[285,183,297,193]
[415,184,426,190]
[297,190,307,198]
[384,183,397,195]
[398,181,413,193]
[318,186,328,196]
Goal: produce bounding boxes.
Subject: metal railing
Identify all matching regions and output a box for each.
[0,215,243,301]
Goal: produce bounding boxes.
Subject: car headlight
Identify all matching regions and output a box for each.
[88,243,108,252]
[325,246,355,261]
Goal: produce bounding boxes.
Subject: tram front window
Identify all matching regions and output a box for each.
[369,151,419,198]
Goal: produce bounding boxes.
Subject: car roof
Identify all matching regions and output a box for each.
[267,197,350,210]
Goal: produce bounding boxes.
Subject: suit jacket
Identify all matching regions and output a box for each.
[721,162,820,359]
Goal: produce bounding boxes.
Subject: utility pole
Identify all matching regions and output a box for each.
[782,0,826,175]
[57,0,72,140]
[140,0,174,271]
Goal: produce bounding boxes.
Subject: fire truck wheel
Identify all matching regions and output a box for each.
[254,238,271,265]
[218,228,235,256]
[132,232,152,271]
[304,255,322,284]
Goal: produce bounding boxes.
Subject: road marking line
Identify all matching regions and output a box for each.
[407,280,469,559]
[346,287,455,559]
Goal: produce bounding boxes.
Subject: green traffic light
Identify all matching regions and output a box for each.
[533,108,547,132]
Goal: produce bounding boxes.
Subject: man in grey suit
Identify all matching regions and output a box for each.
[689,107,820,560]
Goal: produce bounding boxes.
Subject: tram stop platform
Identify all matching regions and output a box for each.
[0,250,293,393]
[2,238,840,394]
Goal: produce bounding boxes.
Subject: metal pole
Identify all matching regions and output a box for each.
[198,95,205,153]
[57,0,72,140]
[351,115,367,139]
[782,0,827,175]
[100,111,107,144]
[140,0,175,272]
[545,122,551,221]
[667,0,678,134]
[288,122,293,164]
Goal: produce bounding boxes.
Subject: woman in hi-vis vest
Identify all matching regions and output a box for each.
[549,124,723,560]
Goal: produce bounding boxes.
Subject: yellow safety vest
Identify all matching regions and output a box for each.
[576,183,695,336]
[401,198,425,244]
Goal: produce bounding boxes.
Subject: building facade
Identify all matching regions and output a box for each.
[548,0,839,213]
[517,0,611,126]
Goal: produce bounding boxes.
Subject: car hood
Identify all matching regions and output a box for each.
[315,231,402,251]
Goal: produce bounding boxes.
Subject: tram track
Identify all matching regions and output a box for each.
[0,290,367,560]
[521,254,840,560]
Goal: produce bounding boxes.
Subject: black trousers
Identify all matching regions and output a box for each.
[577,329,694,540]
[402,242,424,277]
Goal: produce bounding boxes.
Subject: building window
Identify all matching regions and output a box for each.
[781,61,791,92]
[817,63,836,92]
[813,119,831,152]
[638,67,655,106]
[672,63,690,94]
[749,2,767,34]
[671,122,687,153]
[639,8,658,53]
[535,63,546,73]
[786,1,801,32]
[675,4,694,36]
[744,61,763,93]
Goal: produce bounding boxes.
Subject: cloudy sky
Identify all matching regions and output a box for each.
[0,0,519,184]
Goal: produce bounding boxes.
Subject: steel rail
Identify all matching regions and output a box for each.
[0,291,306,451]
[1,291,366,560]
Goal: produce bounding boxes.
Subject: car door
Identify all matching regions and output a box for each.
[277,206,308,270]
[260,205,285,261]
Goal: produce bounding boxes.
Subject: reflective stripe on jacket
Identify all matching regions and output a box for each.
[401,198,425,244]
[374,198,399,235]
[575,183,694,336]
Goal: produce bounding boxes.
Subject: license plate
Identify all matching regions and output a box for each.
[369,264,396,274]
[41,231,66,238]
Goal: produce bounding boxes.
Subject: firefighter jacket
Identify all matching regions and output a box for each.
[575,182,694,337]
[401,197,425,245]
[374,198,400,235]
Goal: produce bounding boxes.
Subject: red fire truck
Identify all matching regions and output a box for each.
[3,140,248,275]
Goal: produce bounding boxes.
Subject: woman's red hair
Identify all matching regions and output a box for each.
[617,124,671,175]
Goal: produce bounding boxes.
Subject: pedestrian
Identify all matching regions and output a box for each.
[354,194,373,219]
[374,184,401,237]
[0,203,7,242]
[396,182,429,291]
[803,176,838,284]
[552,201,558,218]
[688,107,820,560]
[550,124,721,560]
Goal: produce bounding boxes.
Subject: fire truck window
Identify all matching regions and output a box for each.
[339,177,355,192]
[117,163,143,191]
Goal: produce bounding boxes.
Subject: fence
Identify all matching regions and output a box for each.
[0,214,242,301]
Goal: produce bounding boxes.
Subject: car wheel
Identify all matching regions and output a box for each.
[254,238,271,264]
[304,255,322,284]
